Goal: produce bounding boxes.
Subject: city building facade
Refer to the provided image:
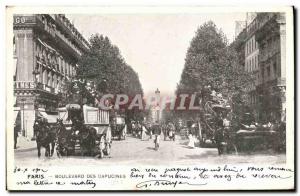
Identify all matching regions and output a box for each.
[244,13,260,120]
[233,12,286,122]
[255,13,286,122]
[13,14,89,138]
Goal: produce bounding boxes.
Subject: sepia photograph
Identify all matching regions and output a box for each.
[6,6,294,191]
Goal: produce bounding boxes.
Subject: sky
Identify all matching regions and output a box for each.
[68,13,246,96]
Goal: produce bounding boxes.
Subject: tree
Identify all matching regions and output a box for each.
[176,21,254,119]
[76,34,144,121]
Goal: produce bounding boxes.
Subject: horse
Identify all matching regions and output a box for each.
[33,119,56,158]
[55,119,74,157]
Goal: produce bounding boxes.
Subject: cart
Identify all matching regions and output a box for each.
[111,115,126,140]
[56,104,111,158]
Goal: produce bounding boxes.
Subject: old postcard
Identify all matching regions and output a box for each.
[6,6,294,191]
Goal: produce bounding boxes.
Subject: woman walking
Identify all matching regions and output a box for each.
[187,129,195,148]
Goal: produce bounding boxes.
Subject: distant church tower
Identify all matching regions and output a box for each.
[148,88,162,123]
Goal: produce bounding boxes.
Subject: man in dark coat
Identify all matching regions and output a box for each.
[152,121,162,150]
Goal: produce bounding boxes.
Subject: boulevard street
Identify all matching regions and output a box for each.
[14,134,286,166]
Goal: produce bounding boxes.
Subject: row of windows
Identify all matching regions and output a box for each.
[245,54,259,73]
[261,61,278,82]
[40,14,84,56]
[36,41,76,77]
[56,14,89,49]
[245,36,258,56]
[36,66,65,90]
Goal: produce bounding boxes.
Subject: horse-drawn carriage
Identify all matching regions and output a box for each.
[56,104,111,157]
[110,115,126,140]
[196,89,285,155]
[32,78,114,158]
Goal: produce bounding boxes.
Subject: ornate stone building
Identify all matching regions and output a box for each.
[13,14,89,138]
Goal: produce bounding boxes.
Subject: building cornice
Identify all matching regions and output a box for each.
[13,14,90,60]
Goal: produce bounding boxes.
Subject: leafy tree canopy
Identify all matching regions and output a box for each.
[77,34,143,97]
[176,21,254,104]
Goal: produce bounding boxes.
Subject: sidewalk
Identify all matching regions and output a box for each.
[14,136,36,152]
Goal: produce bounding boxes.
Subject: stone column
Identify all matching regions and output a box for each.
[15,30,35,81]
[15,32,25,81]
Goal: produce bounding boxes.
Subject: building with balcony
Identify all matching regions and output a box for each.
[13,14,89,138]
[255,13,286,122]
[233,12,286,122]
[244,13,260,120]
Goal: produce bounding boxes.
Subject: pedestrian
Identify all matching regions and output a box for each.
[152,121,162,150]
[14,123,18,149]
[141,124,148,141]
[137,121,142,139]
[187,126,195,148]
[149,124,153,139]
